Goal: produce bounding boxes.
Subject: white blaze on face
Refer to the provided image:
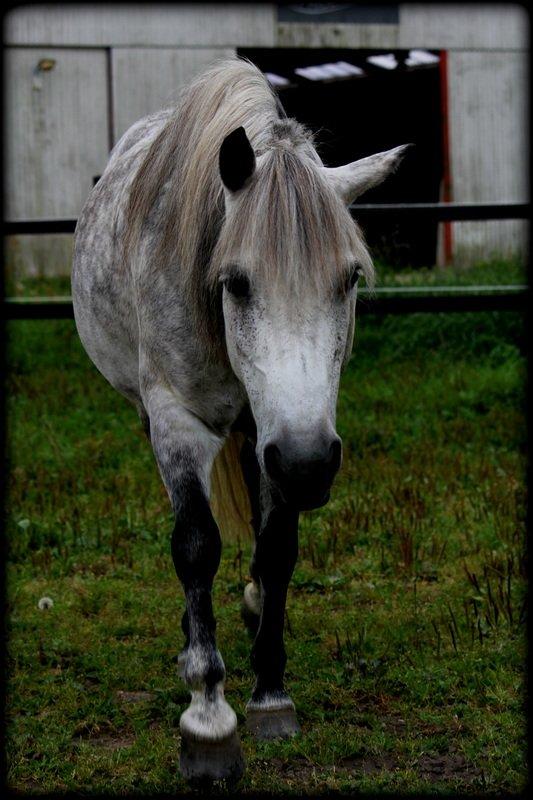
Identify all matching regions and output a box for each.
[222,279,354,465]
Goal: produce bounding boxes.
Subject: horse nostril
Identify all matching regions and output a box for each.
[263,437,341,509]
[263,443,283,482]
[327,439,342,474]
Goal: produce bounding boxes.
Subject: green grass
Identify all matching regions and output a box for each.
[5,265,527,794]
[373,255,526,288]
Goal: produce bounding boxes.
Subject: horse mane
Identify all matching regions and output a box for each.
[124,56,374,360]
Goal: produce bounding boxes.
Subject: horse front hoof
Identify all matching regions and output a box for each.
[245,706,301,740]
[180,731,245,786]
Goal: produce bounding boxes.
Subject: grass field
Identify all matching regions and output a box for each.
[5,261,527,795]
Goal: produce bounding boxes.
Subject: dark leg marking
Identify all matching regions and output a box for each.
[250,506,298,690]
[170,470,244,782]
[241,445,301,740]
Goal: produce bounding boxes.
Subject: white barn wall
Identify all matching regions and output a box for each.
[111,48,235,142]
[277,3,527,50]
[5,48,110,219]
[5,4,276,47]
[448,50,529,262]
[4,3,528,278]
[5,47,111,280]
[398,3,528,50]
[276,22,400,48]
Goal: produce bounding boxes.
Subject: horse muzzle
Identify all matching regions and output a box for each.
[263,436,342,511]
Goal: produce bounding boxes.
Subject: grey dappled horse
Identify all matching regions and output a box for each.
[72,57,409,783]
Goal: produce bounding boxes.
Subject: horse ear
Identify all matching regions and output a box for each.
[322,144,413,204]
[219,126,256,192]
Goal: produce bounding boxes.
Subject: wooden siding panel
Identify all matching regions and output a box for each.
[5,234,74,283]
[5,4,276,47]
[448,50,528,261]
[111,47,235,142]
[276,4,526,50]
[5,47,110,279]
[5,47,110,219]
[276,23,399,49]
[399,3,528,50]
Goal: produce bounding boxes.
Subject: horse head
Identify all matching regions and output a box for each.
[215,123,410,510]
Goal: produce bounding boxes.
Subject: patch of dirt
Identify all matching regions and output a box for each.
[72,718,137,751]
[72,732,136,751]
[268,756,319,782]
[84,734,136,751]
[115,690,155,704]
[355,689,391,706]
[337,749,482,783]
[338,754,398,775]
[380,714,407,734]
[11,779,45,793]
[361,710,463,738]
[415,751,482,783]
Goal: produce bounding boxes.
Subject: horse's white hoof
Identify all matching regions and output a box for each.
[180,685,237,742]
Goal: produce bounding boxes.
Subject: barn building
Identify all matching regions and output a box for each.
[4,3,528,279]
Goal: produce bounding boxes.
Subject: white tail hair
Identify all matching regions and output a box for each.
[210,432,252,542]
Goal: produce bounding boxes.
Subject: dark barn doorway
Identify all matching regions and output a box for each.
[238,48,444,268]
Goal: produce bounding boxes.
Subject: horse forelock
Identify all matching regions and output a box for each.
[209,137,374,296]
[123,56,373,359]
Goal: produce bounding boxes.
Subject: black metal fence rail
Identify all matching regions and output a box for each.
[3,202,530,236]
[357,285,528,314]
[352,202,529,223]
[4,202,529,318]
[4,285,528,320]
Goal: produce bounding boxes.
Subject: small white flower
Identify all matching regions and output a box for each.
[38,597,54,610]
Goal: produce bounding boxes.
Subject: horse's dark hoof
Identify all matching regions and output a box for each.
[245,707,301,740]
[180,731,245,785]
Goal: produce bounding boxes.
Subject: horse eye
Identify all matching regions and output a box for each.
[224,273,251,299]
[341,266,360,295]
[349,267,360,289]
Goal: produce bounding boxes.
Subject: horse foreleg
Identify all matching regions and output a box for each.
[246,495,301,740]
[171,475,244,781]
[148,396,244,782]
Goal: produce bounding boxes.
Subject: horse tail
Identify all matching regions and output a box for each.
[210,432,253,541]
